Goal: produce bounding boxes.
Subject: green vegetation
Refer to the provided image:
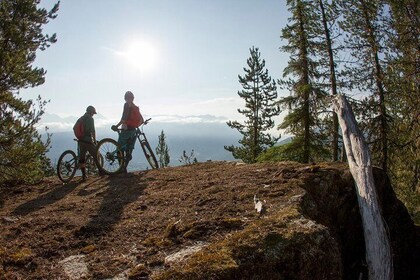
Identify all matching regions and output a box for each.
[225,47,280,163]
[178,149,198,165]
[258,142,304,163]
[0,0,59,187]
[156,130,170,167]
[252,0,419,220]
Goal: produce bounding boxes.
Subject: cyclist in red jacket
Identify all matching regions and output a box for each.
[112,91,144,173]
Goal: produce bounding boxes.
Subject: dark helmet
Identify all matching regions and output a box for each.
[124,91,134,101]
[86,105,97,114]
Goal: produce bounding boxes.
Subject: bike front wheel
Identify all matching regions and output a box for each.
[57,150,77,183]
[140,139,159,169]
[96,138,124,175]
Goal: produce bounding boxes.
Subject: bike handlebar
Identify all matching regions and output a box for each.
[111,118,152,132]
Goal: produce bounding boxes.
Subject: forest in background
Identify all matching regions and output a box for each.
[0,1,418,220]
[224,0,419,220]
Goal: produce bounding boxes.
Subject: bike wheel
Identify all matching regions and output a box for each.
[57,150,77,183]
[140,138,159,169]
[96,138,124,175]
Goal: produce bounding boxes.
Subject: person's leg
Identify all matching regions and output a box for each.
[79,142,88,180]
[118,131,128,173]
[117,130,135,173]
[123,132,136,172]
[86,143,105,175]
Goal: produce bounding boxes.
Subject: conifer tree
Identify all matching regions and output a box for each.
[338,0,390,171]
[0,0,59,186]
[381,0,419,207]
[225,47,280,163]
[315,0,342,161]
[156,130,170,167]
[277,0,329,163]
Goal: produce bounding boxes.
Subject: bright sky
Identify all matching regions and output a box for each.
[24,0,290,126]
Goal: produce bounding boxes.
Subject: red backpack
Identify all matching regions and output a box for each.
[73,116,85,139]
[126,105,142,128]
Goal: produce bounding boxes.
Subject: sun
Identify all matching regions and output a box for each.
[121,40,158,72]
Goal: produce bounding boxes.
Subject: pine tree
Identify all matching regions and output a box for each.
[277,0,329,163]
[156,130,170,167]
[0,0,59,186]
[338,0,390,171]
[225,46,280,163]
[315,0,342,161]
[381,0,419,209]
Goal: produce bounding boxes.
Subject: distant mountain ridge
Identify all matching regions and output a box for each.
[42,113,291,170]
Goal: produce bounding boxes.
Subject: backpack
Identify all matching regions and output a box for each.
[73,116,85,139]
[126,105,142,128]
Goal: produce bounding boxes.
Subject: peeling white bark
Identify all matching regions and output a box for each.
[332,94,393,280]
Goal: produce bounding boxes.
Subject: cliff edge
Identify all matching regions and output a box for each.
[0,162,418,279]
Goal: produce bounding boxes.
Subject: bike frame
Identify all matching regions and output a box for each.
[96,118,158,175]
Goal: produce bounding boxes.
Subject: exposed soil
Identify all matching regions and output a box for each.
[0,161,418,280]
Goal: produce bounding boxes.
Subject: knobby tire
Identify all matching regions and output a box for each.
[96,138,124,175]
[140,138,159,169]
[57,150,77,183]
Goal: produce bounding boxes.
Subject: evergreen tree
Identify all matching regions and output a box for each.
[381,0,419,209]
[315,0,343,161]
[277,0,329,163]
[338,0,390,171]
[156,130,170,167]
[0,0,59,187]
[225,46,280,163]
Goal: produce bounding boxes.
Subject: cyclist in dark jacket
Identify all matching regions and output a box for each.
[79,105,104,180]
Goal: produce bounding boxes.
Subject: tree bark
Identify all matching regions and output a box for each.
[332,94,393,280]
[360,0,388,172]
[297,2,311,163]
[317,0,339,161]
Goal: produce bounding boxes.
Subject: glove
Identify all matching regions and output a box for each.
[111,125,118,131]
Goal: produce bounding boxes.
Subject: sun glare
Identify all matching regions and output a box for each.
[121,40,158,72]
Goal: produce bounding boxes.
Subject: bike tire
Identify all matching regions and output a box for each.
[57,150,77,183]
[140,138,159,169]
[96,138,124,175]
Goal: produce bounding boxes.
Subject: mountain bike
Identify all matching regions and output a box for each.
[96,118,159,175]
[56,140,102,183]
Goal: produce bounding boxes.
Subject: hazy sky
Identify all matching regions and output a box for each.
[24,0,290,127]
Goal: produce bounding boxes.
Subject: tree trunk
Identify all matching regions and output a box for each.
[360,0,388,172]
[332,94,393,280]
[318,0,339,161]
[297,3,311,163]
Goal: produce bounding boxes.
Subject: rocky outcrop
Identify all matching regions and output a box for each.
[153,163,418,280]
[0,162,418,279]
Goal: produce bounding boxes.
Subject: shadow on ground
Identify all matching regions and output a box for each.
[12,182,79,216]
[75,174,147,237]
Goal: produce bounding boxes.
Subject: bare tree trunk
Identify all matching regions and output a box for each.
[296,2,311,163]
[317,0,339,161]
[332,94,393,280]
